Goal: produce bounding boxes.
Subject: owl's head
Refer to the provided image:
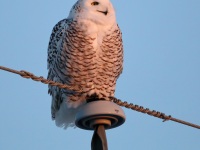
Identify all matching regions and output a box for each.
[68,0,116,25]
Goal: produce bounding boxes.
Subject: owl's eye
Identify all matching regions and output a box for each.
[91,1,99,6]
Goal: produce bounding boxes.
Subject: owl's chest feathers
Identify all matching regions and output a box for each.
[61,21,115,83]
[77,20,114,56]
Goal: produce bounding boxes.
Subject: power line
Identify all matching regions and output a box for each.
[0,65,200,129]
[110,97,200,129]
[0,65,83,92]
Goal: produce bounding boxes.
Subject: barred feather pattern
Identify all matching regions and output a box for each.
[47,0,123,128]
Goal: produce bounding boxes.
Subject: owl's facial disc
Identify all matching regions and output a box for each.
[68,0,116,25]
[90,1,108,15]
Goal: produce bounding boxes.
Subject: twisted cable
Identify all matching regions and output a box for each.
[110,97,200,129]
[0,66,82,92]
[0,65,200,129]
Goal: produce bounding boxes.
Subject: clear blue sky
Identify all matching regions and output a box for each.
[0,0,200,149]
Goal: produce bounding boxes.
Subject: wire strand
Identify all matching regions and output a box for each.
[109,97,200,129]
[0,65,200,129]
[0,65,83,92]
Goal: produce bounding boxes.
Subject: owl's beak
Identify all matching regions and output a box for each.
[97,9,108,16]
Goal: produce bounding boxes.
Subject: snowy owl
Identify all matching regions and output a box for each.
[47,0,123,128]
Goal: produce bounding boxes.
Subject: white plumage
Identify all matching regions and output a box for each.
[47,0,123,128]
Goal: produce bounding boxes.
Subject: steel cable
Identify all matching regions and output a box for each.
[0,65,200,129]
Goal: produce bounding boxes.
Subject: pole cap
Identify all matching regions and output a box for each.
[75,100,126,130]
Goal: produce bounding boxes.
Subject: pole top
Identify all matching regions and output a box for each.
[75,100,126,130]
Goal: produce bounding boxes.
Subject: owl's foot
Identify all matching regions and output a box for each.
[86,93,106,103]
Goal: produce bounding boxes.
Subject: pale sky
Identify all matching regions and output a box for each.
[0,0,200,149]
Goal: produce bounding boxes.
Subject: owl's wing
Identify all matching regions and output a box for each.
[47,18,70,76]
[47,19,72,118]
[115,24,123,78]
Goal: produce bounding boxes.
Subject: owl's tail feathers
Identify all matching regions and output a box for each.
[53,99,85,129]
